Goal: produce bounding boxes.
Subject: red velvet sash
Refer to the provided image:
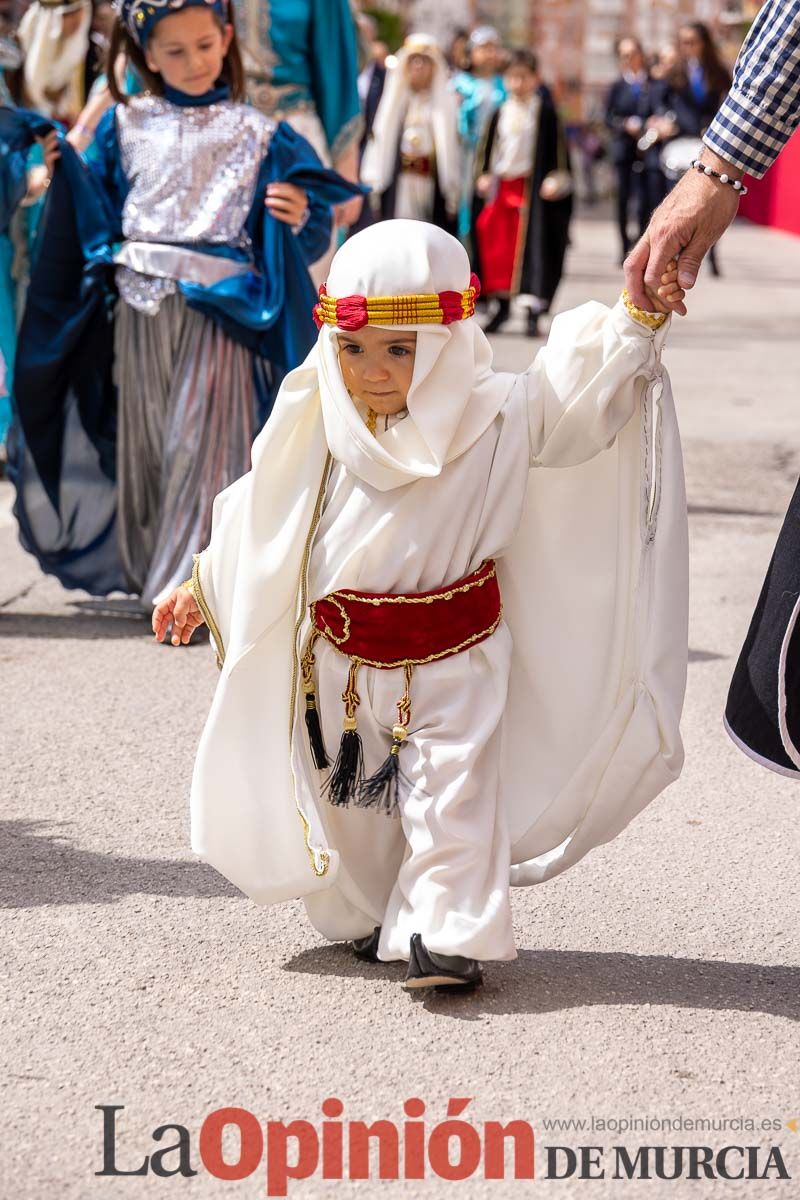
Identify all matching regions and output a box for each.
[311,558,502,668]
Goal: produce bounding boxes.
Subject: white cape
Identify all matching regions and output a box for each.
[188,300,688,906]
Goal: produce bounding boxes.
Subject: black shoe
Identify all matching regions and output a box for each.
[483,299,510,335]
[403,932,483,991]
[351,924,382,963]
[525,310,540,338]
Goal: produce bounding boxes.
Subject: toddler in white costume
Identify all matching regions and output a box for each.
[154,220,689,991]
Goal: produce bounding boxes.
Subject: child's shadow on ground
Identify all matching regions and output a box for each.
[283,944,800,1023]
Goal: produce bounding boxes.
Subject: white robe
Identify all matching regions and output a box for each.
[189,298,688,963]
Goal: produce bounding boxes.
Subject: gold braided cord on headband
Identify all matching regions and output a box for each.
[313,273,481,330]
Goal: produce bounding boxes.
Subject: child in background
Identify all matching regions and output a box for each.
[475,49,572,337]
[154,221,689,994]
[361,34,459,230]
[8,0,361,604]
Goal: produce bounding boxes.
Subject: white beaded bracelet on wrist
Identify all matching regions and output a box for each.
[690,159,748,196]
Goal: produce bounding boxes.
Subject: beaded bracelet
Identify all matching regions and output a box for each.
[690,159,748,196]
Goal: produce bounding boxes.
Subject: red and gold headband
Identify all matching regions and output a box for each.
[313,273,481,331]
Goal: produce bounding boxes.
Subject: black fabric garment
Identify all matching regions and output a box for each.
[665,76,728,138]
[475,88,572,311]
[359,62,386,152]
[605,76,670,167]
[725,475,800,775]
[348,64,387,236]
[605,76,669,254]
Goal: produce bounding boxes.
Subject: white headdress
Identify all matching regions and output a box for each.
[360,34,461,210]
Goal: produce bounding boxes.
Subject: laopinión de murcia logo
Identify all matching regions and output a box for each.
[96,1101,792,1193]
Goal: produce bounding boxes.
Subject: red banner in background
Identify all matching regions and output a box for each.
[739,127,800,238]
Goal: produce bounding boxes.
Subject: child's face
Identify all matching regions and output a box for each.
[337,327,417,416]
[471,41,500,76]
[505,64,538,100]
[144,7,233,95]
[406,53,434,92]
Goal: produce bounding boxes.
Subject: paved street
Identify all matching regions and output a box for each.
[2,213,800,1198]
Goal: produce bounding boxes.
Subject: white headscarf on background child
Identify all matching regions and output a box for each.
[18,0,91,116]
[190,220,688,908]
[360,34,461,212]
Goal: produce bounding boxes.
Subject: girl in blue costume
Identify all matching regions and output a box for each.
[8,0,363,604]
[0,33,22,457]
[0,33,53,467]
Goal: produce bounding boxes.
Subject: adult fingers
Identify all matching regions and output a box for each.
[676,230,714,290]
[623,237,652,310]
[643,232,685,294]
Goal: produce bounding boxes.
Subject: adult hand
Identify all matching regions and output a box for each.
[624,148,743,315]
[265,182,309,226]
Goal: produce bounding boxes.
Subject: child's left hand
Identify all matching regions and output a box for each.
[645,258,685,315]
[265,182,309,226]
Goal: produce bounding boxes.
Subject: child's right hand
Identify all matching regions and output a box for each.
[475,173,494,199]
[152,586,205,647]
[644,258,685,314]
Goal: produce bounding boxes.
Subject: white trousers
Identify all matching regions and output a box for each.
[302,630,518,963]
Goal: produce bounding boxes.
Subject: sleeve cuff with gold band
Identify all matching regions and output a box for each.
[620,288,669,330]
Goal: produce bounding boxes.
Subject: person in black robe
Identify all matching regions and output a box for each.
[473,49,572,338]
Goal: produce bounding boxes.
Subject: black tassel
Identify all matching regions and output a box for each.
[357,728,411,817]
[304,691,330,769]
[323,726,365,807]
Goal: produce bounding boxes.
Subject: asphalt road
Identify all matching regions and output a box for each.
[2,213,799,1199]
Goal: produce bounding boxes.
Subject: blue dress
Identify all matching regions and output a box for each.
[0,68,20,445]
[0,57,47,447]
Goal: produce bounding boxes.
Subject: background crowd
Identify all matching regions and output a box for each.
[0,0,739,608]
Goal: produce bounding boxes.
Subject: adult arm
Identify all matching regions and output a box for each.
[625,0,800,309]
[705,0,800,177]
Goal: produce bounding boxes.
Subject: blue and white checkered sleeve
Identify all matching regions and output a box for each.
[703,0,800,178]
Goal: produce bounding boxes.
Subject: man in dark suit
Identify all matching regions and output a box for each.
[605,36,669,263]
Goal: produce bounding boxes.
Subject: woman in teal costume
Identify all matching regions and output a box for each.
[232,0,364,257]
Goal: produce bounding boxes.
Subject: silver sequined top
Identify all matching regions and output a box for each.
[116,95,276,248]
[114,95,276,314]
